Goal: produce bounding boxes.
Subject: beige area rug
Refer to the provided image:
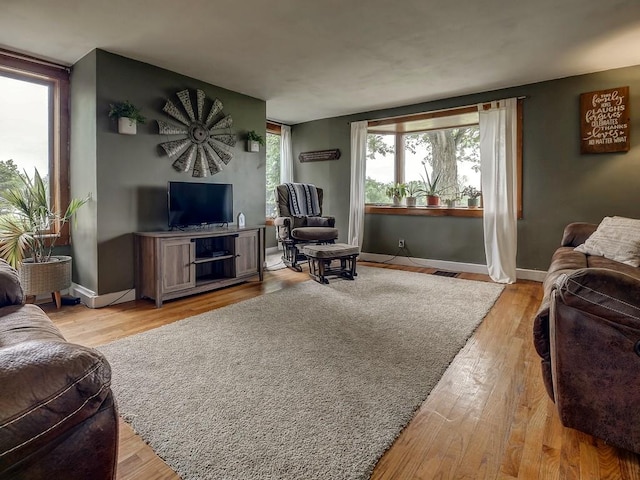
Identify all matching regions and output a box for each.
[99,266,504,480]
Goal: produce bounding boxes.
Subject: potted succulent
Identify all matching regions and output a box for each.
[405,181,420,207]
[462,185,482,208]
[385,183,407,206]
[108,100,146,135]
[418,161,441,206]
[246,130,265,152]
[0,169,88,306]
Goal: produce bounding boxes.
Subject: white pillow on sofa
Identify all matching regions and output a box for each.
[574,216,640,267]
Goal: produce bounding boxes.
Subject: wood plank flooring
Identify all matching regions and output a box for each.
[43,262,640,479]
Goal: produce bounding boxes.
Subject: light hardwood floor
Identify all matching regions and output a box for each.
[43,262,640,479]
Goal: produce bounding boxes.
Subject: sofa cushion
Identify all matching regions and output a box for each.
[0,259,23,307]
[574,216,640,267]
[0,304,65,348]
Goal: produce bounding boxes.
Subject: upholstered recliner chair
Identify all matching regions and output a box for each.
[274,183,339,271]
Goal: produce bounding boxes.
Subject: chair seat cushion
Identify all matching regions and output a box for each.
[303,243,360,259]
[291,227,338,242]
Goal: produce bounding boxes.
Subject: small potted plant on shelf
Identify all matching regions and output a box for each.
[405,181,420,207]
[246,130,265,152]
[462,185,482,208]
[0,168,89,307]
[108,100,146,135]
[385,183,407,206]
[418,161,441,206]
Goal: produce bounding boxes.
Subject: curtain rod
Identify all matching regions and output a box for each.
[348,96,529,125]
[0,48,71,72]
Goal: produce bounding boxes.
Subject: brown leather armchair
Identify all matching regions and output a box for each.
[274,184,338,271]
[0,260,118,479]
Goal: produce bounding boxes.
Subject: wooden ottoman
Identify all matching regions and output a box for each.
[301,243,359,284]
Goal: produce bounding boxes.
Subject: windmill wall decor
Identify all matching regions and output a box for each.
[157,89,236,177]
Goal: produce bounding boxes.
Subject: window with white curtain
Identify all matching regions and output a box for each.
[364,103,522,217]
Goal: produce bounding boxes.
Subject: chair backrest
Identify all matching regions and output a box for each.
[275,184,324,217]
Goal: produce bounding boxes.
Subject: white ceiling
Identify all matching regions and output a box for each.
[2,0,640,125]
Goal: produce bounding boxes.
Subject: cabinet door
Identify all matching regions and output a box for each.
[161,238,195,292]
[235,230,259,277]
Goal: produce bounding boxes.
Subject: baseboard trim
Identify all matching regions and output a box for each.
[359,252,544,282]
[71,283,137,309]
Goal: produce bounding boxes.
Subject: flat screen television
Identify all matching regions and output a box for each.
[168,181,233,228]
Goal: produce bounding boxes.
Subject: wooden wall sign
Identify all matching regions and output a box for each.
[298,149,341,162]
[580,86,630,154]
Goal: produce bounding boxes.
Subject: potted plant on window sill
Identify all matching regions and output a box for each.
[418,162,441,206]
[108,100,146,135]
[0,169,89,308]
[385,183,407,206]
[462,185,482,208]
[405,182,420,207]
[246,130,265,152]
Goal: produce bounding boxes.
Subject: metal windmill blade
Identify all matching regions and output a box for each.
[176,90,196,122]
[160,138,191,158]
[210,115,233,130]
[203,143,222,175]
[157,120,189,135]
[196,89,206,122]
[162,99,191,126]
[172,144,196,172]
[192,146,206,177]
[205,99,224,128]
[207,140,233,165]
[210,134,237,147]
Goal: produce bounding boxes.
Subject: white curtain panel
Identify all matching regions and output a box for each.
[348,121,368,248]
[280,124,293,183]
[479,98,518,283]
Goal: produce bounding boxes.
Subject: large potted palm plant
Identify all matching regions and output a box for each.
[0,169,88,307]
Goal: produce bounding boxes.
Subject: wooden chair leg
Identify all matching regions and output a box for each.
[52,291,62,309]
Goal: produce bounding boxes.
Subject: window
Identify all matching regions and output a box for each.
[0,50,70,239]
[364,103,522,217]
[265,122,281,218]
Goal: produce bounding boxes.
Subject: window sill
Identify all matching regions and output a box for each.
[365,205,483,217]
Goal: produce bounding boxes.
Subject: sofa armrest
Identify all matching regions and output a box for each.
[560,222,598,247]
[549,267,640,452]
[0,341,113,470]
[554,267,640,322]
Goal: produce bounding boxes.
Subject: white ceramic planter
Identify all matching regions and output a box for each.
[118,117,137,135]
[247,140,260,152]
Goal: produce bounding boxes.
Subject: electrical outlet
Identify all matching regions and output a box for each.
[398,238,405,248]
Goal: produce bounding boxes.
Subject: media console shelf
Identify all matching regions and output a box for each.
[134,226,265,307]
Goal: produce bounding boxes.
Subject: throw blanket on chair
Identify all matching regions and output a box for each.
[284,183,321,217]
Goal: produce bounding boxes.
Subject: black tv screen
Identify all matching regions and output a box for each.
[168,182,233,228]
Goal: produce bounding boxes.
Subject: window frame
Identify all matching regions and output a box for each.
[0,49,71,242]
[265,121,282,225]
[364,101,523,219]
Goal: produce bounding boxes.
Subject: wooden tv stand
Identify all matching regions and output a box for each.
[134,226,265,307]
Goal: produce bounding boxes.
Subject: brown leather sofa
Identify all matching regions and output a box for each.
[533,222,640,454]
[0,260,118,479]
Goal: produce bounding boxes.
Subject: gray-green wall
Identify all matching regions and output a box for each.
[291,64,640,271]
[71,50,266,294]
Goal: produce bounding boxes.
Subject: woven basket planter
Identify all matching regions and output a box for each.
[19,255,72,296]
